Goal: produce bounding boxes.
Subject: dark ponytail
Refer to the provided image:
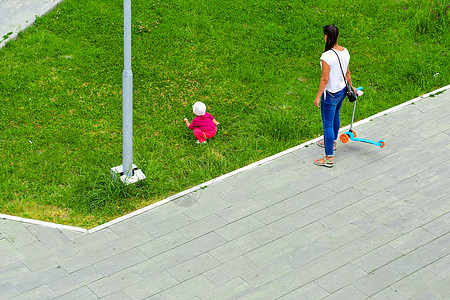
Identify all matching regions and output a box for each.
[323,24,339,52]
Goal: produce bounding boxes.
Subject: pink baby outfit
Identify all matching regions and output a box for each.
[188,112,217,143]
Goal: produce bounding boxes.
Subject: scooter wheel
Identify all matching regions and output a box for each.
[340,133,350,144]
[380,141,386,148]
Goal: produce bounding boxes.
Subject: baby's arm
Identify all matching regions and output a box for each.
[183,118,191,127]
[213,119,220,126]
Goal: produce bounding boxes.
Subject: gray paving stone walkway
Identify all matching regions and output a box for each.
[1,88,449,299]
[1,1,449,299]
[0,0,63,48]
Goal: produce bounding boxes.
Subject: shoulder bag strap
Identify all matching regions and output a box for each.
[331,49,348,85]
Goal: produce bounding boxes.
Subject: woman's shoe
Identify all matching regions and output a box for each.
[313,157,334,168]
[317,139,337,151]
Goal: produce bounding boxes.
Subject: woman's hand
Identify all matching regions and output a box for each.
[314,97,321,107]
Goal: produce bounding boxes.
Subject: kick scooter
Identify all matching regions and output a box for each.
[339,87,386,148]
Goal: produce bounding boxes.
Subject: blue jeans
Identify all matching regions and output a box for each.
[321,87,346,156]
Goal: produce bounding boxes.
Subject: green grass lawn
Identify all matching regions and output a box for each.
[1,0,448,228]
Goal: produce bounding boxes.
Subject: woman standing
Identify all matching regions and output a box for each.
[314,24,355,168]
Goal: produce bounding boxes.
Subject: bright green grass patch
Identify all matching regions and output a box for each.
[1,0,448,228]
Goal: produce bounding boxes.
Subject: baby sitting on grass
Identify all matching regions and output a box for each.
[183,101,219,144]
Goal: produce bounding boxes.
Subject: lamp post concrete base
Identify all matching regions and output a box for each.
[111,164,146,185]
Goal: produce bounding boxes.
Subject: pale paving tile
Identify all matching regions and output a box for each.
[0,221,38,248]
[10,285,57,300]
[0,239,23,267]
[101,290,136,300]
[278,260,330,290]
[320,205,367,231]
[235,279,289,300]
[420,195,450,217]
[93,248,148,277]
[240,259,294,288]
[386,192,436,217]
[197,277,252,300]
[411,291,440,300]
[137,230,189,259]
[203,256,257,286]
[209,218,294,264]
[385,175,432,200]
[26,225,71,248]
[426,278,450,299]
[181,195,232,221]
[0,261,30,285]
[322,285,367,300]
[177,214,228,240]
[0,282,20,299]
[353,190,399,214]
[159,275,215,299]
[386,246,442,277]
[243,238,295,266]
[388,209,436,234]
[322,170,368,193]
[353,265,404,296]
[354,173,399,197]
[352,225,402,253]
[260,152,303,175]
[353,244,403,273]
[9,264,67,293]
[278,282,329,300]
[58,286,99,300]
[423,213,450,236]
[316,224,366,250]
[132,232,226,279]
[253,186,333,225]
[315,242,369,271]
[319,187,366,212]
[422,232,450,257]
[214,215,264,241]
[143,294,164,300]
[21,244,77,271]
[60,247,111,273]
[371,287,408,299]
[388,227,437,254]
[68,228,120,253]
[288,168,335,192]
[142,212,194,238]
[387,160,428,182]
[220,182,268,204]
[47,266,103,296]
[278,241,331,270]
[216,199,265,223]
[122,271,178,300]
[391,268,444,299]
[88,269,143,298]
[315,263,367,294]
[167,253,220,282]
[426,254,450,279]
[101,229,154,256]
[282,221,331,249]
[15,240,47,259]
[284,203,333,229]
[251,182,301,204]
[224,166,272,189]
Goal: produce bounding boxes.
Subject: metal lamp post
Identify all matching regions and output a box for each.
[111,0,146,184]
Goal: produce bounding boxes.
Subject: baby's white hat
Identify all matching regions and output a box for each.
[193,101,206,116]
